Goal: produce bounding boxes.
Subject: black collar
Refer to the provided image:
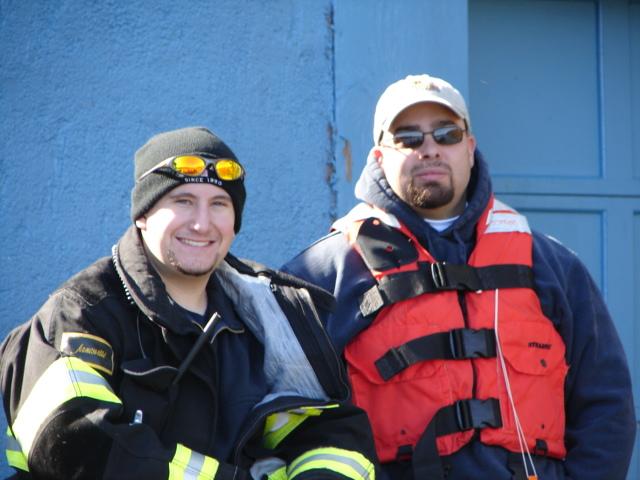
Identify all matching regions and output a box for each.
[112,226,232,335]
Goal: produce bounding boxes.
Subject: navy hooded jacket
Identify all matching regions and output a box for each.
[283,150,636,480]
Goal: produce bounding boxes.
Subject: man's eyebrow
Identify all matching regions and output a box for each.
[210,194,232,201]
[169,191,232,202]
[168,191,196,199]
[433,119,458,127]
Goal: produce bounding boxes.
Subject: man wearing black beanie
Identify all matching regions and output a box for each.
[0,126,378,480]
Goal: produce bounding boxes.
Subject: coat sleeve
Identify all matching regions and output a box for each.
[249,401,378,480]
[533,233,636,480]
[0,290,247,480]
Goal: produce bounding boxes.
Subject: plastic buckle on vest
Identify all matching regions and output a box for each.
[431,262,447,289]
[376,346,412,381]
[533,439,548,456]
[395,444,413,461]
[454,398,502,432]
[449,328,497,359]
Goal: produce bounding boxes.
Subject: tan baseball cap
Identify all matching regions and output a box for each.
[372,74,471,144]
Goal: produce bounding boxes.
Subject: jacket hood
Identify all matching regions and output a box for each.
[353,148,493,259]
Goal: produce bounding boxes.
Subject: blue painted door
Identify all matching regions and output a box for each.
[469,0,640,477]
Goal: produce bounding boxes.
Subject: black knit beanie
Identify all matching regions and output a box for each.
[131,127,246,233]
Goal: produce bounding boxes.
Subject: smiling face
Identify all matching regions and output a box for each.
[135,183,235,283]
[376,102,476,219]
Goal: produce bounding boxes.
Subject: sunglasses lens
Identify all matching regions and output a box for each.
[215,159,244,181]
[433,126,464,145]
[393,131,424,149]
[173,156,207,176]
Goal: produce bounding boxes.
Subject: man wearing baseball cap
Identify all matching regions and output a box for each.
[1,126,378,479]
[283,75,635,479]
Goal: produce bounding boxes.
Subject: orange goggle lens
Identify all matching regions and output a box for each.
[171,156,244,181]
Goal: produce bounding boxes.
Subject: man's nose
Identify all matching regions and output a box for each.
[191,204,211,231]
[416,132,440,158]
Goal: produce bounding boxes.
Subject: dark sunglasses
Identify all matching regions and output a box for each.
[391,125,466,149]
[137,154,244,183]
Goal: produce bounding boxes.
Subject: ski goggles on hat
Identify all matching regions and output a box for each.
[137,154,245,183]
[390,124,466,149]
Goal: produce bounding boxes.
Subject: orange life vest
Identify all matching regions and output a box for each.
[339,197,568,463]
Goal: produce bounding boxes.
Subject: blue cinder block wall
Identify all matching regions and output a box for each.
[0,0,338,336]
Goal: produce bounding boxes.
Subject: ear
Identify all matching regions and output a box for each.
[135,217,147,230]
[466,134,477,167]
[370,147,384,165]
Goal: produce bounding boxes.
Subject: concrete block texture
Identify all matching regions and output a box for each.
[0,0,336,337]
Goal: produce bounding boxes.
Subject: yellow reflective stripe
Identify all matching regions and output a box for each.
[263,404,339,449]
[288,447,375,480]
[168,443,219,480]
[263,412,309,449]
[199,455,219,479]
[169,444,190,480]
[267,465,287,480]
[6,450,28,472]
[12,356,122,458]
[5,427,28,472]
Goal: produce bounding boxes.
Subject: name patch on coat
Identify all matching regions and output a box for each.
[60,332,114,375]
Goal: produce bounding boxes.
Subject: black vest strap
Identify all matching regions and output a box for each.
[506,439,549,479]
[359,262,534,317]
[375,328,497,381]
[507,452,531,480]
[355,217,419,272]
[411,398,503,479]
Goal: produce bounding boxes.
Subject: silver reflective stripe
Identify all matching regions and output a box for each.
[71,369,109,386]
[169,444,220,479]
[183,450,205,480]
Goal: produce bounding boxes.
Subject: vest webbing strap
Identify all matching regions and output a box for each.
[359,262,534,317]
[375,328,497,381]
[411,398,503,479]
[507,440,549,479]
[434,398,502,436]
